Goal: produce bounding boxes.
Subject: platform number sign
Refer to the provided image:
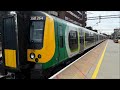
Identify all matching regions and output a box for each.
[31,16,44,20]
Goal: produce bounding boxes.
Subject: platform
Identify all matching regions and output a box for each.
[49,39,120,79]
[96,40,120,79]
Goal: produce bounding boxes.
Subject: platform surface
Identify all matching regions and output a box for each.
[50,40,120,79]
[96,40,120,79]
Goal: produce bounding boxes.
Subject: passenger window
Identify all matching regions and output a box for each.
[59,25,64,48]
[69,31,78,51]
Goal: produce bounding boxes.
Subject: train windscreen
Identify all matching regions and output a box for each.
[30,20,44,43]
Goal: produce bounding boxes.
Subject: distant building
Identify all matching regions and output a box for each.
[86,26,93,30]
[113,28,120,39]
[85,26,98,32]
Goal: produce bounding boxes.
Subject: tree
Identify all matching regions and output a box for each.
[86,26,93,30]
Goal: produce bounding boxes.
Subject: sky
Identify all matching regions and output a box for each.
[86,11,120,35]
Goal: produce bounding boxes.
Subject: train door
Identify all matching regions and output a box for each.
[3,16,18,68]
[80,29,84,51]
[57,24,65,62]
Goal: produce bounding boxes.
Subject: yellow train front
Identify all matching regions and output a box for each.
[27,12,56,78]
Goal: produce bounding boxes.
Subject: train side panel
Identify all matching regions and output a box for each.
[42,18,69,69]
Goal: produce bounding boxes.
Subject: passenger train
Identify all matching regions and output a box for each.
[1,11,107,79]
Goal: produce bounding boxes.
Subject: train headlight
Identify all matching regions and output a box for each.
[30,53,35,59]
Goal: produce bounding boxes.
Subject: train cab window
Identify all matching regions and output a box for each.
[3,17,16,49]
[69,31,78,51]
[30,21,44,43]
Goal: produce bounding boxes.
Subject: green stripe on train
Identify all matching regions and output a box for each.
[42,18,68,69]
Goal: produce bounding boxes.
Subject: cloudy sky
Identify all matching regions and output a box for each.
[86,11,120,35]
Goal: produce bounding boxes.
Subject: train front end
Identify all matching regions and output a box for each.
[2,11,31,78]
[26,12,56,78]
[27,12,55,73]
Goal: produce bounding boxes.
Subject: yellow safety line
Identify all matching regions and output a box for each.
[91,40,108,79]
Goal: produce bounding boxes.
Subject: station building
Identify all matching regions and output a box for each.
[44,11,87,27]
[113,28,120,39]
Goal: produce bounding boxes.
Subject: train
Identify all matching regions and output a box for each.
[1,11,107,79]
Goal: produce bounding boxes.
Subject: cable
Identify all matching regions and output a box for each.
[88,15,120,20]
[88,14,120,19]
